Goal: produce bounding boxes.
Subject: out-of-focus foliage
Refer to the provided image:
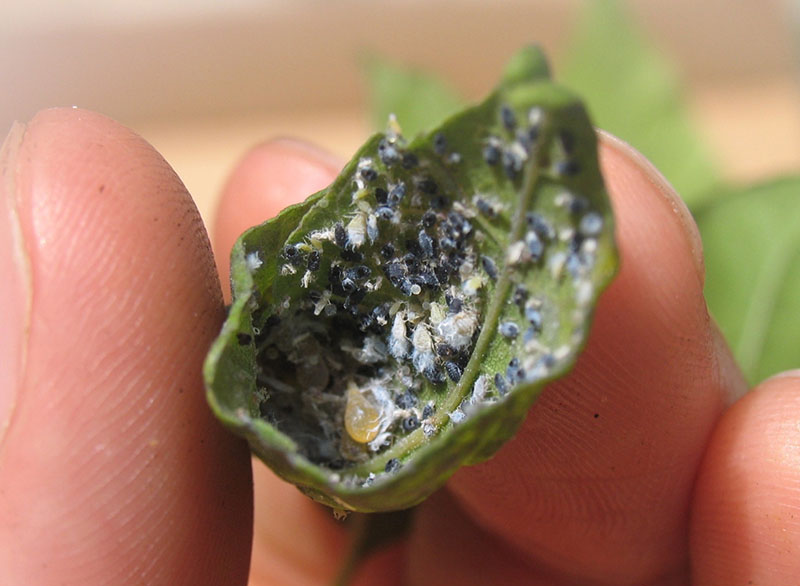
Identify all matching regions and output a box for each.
[559,0,722,208]
[363,54,465,138]
[362,0,800,386]
[695,178,800,384]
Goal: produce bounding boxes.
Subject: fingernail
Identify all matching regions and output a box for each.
[269,137,344,173]
[0,122,31,446]
[598,130,705,284]
[763,369,800,384]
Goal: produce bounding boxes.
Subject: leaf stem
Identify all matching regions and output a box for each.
[441,135,546,414]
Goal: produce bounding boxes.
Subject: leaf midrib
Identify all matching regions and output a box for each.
[348,118,552,477]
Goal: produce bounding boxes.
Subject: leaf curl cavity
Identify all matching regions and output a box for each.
[204,46,618,512]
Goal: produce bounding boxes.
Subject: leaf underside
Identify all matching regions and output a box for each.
[204,46,618,512]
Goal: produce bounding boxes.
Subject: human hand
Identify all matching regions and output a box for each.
[2,108,799,585]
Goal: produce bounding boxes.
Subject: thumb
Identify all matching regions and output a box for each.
[0,109,252,585]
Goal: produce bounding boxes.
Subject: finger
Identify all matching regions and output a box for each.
[213,139,342,302]
[691,372,800,585]
[442,134,748,584]
[213,139,351,585]
[407,491,561,586]
[0,109,252,585]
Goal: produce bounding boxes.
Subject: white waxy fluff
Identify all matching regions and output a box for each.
[436,310,478,349]
[411,324,435,374]
[346,213,367,248]
[389,311,409,359]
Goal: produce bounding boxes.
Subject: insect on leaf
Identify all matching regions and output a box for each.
[204,46,618,512]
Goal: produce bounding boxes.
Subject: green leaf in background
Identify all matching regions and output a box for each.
[205,47,618,513]
[363,54,466,138]
[696,177,800,384]
[560,0,722,208]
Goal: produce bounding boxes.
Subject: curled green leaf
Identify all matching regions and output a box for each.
[204,47,618,512]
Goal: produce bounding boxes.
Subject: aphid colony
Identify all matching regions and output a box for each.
[248,103,606,477]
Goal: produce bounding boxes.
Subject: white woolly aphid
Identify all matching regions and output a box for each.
[346,212,367,248]
[388,311,409,359]
[411,323,436,374]
[436,308,478,350]
[245,251,262,271]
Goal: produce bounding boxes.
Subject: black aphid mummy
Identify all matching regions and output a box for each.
[506,358,525,385]
[556,159,580,177]
[494,372,508,395]
[378,139,400,166]
[433,132,447,155]
[526,212,555,241]
[395,389,418,409]
[481,255,499,280]
[502,148,524,178]
[424,365,446,385]
[447,295,463,313]
[500,104,517,130]
[430,195,450,210]
[380,242,396,259]
[421,210,437,228]
[388,183,407,206]
[334,223,348,248]
[385,458,401,473]
[515,128,533,153]
[283,244,303,266]
[499,321,520,339]
[436,343,456,357]
[568,196,589,216]
[339,248,363,262]
[306,250,321,272]
[525,231,544,260]
[402,250,420,271]
[525,307,543,331]
[372,303,390,324]
[359,167,377,182]
[558,129,575,154]
[418,230,435,258]
[445,361,462,382]
[401,152,419,169]
[382,261,407,286]
[483,141,501,166]
[439,236,457,251]
[417,178,438,195]
[475,197,496,218]
[512,285,528,307]
[402,415,420,432]
[579,212,603,237]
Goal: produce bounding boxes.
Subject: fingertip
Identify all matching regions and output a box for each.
[447,133,741,582]
[691,374,800,585]
[0,107,252,585]
[213,139,342,299]
[598,130,705,284]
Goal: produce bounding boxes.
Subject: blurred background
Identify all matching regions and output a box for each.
[2,0,799,225]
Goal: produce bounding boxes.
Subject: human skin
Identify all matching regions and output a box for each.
[1,107,799,585]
